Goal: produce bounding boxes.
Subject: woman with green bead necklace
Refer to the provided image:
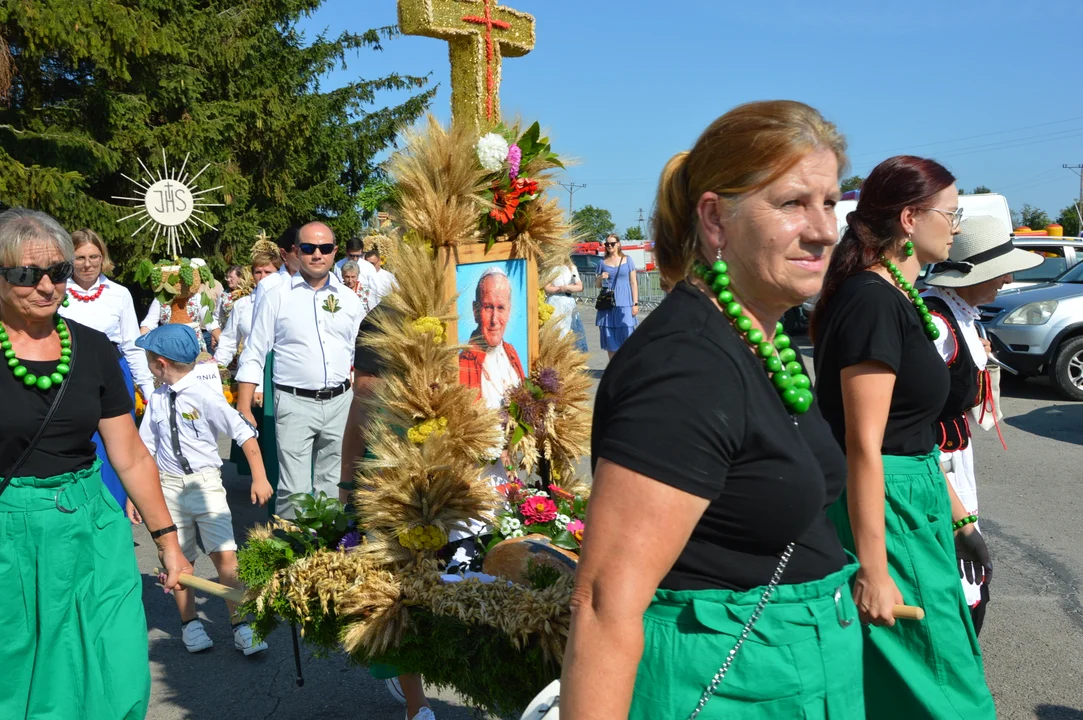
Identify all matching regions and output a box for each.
[0,208,191,719]
[562,101,865,719]
[812,156,996,720]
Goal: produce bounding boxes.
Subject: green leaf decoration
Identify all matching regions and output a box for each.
[551,530,579,551]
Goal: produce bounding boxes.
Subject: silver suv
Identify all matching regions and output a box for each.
[979,261,1083,400]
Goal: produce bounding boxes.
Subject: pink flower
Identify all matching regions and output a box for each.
[507,144,522,180]
[520,495,558,525]
[566,519,585,544]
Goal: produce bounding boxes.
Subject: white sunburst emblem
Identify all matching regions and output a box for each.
[112,149,224,256]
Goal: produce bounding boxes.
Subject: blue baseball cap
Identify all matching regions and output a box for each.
[135,324,200,363]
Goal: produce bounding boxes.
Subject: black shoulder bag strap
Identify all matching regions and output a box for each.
[0,325,77,499]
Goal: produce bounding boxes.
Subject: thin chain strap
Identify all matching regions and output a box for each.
[686,542,795,720]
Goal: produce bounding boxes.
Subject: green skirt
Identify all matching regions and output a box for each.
[0,461,149,719]
[826,451,995,720]
[629,562,864,719]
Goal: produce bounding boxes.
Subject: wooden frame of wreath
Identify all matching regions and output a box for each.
[441,242,539,374]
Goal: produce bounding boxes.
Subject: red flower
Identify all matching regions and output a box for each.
[496,479,525,504]
[548,484,575,501]
[490,187,521,224]
[520,495,558,525]
[512,177,538,196]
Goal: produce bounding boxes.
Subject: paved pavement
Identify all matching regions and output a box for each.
[139,307,1083,719]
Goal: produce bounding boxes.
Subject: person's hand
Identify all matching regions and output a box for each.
[955,523,992,585]
[126,499,143,525]
[157,539,193,593]
[979,337,992,357]
[852,566,904,627]
[632,305,639,317]
[600,272,610,280]
[253,392,264,408]
[251,477,273,507]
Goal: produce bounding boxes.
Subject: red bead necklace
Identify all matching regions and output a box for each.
[68,284,106,303]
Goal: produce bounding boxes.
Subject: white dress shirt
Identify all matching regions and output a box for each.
[60,275,156,400]
[138,369,256,476]
[251,265,291,315]
[213,293,255,366]
[236,272,363,390]
[369,267,398,309]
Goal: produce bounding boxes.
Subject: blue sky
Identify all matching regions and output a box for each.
[301,0,1083,234]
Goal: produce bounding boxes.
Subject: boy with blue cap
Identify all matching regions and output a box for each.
[133,324,273,655]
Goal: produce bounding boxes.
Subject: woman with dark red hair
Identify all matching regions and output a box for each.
[812,156,995,719]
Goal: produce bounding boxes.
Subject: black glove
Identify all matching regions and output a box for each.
[955,524,992,585]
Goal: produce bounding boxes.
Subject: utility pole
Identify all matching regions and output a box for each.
[559,182,586,215]
[1065,165,1083,230]
[637,208,645,231]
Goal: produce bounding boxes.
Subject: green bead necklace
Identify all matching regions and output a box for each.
[878,253,940,341]
[0,315,72,391]
[694,260,815,415]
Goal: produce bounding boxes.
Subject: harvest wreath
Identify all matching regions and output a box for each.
[236,117,591,717]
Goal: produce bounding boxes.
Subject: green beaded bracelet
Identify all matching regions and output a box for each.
[952,514,978,531]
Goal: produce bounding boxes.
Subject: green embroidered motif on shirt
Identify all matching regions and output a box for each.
[322,295,340,315]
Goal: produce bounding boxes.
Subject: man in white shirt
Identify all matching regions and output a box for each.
[235,222,364,517]
[364,249,397,311]
[457,266,525,409]
[250,226,301,312]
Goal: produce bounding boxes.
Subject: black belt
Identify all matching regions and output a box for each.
[274,380,351,401]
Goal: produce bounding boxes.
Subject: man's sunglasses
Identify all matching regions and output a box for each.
[298,243,335,255]
[0,262,74,287]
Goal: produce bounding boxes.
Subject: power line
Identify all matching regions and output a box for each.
[558,182,586,215]
[851,114,1083,160]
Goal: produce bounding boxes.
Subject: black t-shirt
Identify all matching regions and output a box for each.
[591,281,848,592]
[813,271,950,456]
[0,320,132,479]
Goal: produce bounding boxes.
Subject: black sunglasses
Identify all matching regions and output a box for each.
[604,242,618,247]
[0,262,74,287]
[298,243,335,255]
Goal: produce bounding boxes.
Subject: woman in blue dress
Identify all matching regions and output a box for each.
[596,234,639,357]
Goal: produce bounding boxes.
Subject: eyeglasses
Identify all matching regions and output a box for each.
[74,254,103,265]
[924,207,963,231]
[299,243,335,255]
[0,262,74,287]
[347,253,364,260]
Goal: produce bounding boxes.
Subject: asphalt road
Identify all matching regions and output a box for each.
[138,308,1083,719]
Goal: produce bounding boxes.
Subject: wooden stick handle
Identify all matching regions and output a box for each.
[893,604,925,621]
[156,568,246,605]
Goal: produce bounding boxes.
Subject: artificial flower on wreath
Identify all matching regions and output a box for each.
[476,122,563,250]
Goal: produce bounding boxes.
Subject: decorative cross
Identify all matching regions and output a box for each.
[398,0,536,131]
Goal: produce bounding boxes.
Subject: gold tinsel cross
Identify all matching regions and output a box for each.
[398,0,536,131]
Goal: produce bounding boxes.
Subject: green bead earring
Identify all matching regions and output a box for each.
[695,259,814,415]
[62,294,70,307]
[904,238,915,257]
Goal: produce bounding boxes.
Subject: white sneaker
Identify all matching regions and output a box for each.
[181,620,213,653]
[408,708,435,720]
[385,677,407,704]
[233,623,268,656]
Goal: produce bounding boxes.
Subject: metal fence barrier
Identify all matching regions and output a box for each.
[576,270,666,309]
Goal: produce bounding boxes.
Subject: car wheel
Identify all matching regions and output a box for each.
[1050,336,1083,401]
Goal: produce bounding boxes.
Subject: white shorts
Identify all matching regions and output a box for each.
[160,468,237,561]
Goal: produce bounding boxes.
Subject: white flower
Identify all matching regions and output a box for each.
[554,514,571,530]
[499,517,522,536]
[476,133,510,172]
[533,491,549,499]
[510,528,526,538]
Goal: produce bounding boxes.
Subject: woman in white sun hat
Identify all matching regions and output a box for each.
[922,214,1042,634]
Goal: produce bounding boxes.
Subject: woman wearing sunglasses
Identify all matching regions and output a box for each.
[0,208,190,718]
[56,228,157,508]
[595,234,638,358]
[812,156,996,719]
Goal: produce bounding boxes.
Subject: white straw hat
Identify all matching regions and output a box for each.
[925,215,1042,287]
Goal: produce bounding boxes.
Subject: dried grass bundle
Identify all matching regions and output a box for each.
[401,559,574,663]
[389,115,489,248]
[0,35,13,104]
